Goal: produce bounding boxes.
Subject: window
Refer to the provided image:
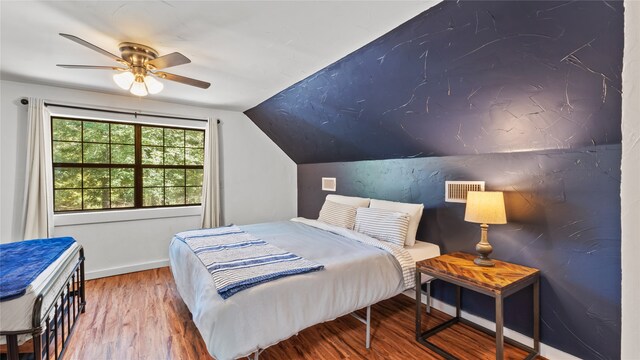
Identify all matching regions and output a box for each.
[51,117,205,212]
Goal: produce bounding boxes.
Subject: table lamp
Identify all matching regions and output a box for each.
[464,191,507,267]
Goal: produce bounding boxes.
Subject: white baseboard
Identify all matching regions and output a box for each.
[86,259,169,280]
[403,290,580,360]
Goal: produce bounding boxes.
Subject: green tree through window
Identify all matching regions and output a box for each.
[51,117,205,212]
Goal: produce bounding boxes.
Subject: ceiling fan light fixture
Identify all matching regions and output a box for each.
[129,80,148,96]
[58,34,210,95]
[144,75,164,94]
[113,71,135,90]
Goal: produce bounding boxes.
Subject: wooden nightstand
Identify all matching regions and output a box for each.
[415,252,540,360]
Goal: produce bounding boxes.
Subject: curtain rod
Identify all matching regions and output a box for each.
[20,98,219,124]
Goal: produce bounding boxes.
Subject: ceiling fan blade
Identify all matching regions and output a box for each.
[59,33,126,64]
[57,64,127,70]
[147,52,191,70]
[154,71,210,89]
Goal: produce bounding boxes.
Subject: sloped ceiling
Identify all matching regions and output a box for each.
[0,1,437,111]
[245,1,623,164]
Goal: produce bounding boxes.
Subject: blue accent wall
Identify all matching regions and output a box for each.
[246,1,623,164]
[297,145,621,359]
[245,1,623,358]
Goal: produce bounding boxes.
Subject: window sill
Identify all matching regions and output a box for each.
[54,206,202,226]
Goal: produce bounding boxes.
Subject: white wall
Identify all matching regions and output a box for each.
[0,79,297,278]
[621,1,640,357]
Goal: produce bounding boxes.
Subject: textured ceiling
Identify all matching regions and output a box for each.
[0,1,438,111]
[245,1,623,164]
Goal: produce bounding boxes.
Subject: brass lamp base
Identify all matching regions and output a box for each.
[474,223,495,267]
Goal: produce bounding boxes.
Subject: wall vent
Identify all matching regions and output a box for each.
[445,181,485,203]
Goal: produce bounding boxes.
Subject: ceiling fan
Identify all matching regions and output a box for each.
[56,33,210,97]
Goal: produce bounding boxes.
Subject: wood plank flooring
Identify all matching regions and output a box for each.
[64,267,545,360]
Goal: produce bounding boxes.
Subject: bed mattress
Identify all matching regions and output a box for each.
[406,240,441,283]
[170,219,413,360]
[0,242,80,338]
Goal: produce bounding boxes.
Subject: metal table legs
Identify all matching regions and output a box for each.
[496,294,504,359]
[415,271,540,360]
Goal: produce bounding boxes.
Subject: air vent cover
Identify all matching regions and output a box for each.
[445,181,485,203]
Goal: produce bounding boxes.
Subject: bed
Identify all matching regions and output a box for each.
[0,239,86,360]
[170,217,440,360]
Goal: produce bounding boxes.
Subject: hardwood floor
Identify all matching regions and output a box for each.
[65,268,544,360]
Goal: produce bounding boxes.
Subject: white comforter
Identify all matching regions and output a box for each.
[169,219,413,360]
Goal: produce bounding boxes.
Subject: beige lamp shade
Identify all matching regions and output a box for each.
[464,191,507,224]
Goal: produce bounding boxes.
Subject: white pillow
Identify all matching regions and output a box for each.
[326,194,370,208]
[354,207,410,247]
[369,199,424,246]
[318,200,357,229]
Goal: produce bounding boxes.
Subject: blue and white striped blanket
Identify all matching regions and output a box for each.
[174,226,324,299]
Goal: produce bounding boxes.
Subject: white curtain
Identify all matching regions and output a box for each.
[201,117,220,228]
[23,98,54,239]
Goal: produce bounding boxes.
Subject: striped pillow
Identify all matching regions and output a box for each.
[354,207,410,247]
[318,200,357,229]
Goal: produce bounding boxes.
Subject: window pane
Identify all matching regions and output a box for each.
[55,189,82,211]
[111,124,134,144]
[142,127,163,146]
[84,189,110,209]
[186,169,203,186]
[54,167,82,189]
[142,169,164,187]
[164,147,184,165]
[165,169,185,187]
[111,188,134,208]
[111,144,135,164]
[165,187,185,205]
[164,128,184,147]
[83,121,109,143]
[84,143,110,163]
[142,146,163,165]
[185,148,204,165]
[143,187,164,206]
[185,130,204,148]
[111,168,134,187]
[53,141,82,163]
[83,168,110,188]
[143,168,164,187]
[186,186,202,204]
[52,119,81,141]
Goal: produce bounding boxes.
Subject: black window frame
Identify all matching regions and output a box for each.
[51,116,205,213]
